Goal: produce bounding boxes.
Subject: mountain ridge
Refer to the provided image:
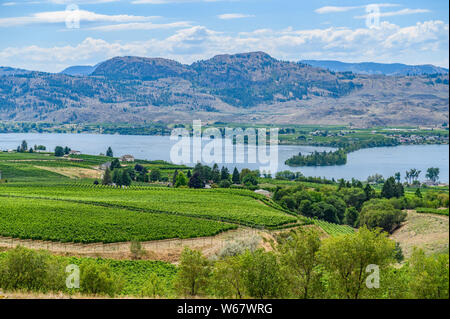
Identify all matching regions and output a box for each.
[0,52,448,126]
[300,60,449,76]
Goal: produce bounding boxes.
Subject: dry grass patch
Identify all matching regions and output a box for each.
[34,166,103,179]
[391,210,449,258]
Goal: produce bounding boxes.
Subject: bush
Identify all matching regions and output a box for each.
[358,199,406,233]
[219,179,231,188]
[174,248,210,296]
[79,260,124,297]
[217,235,261,259]
[0,246,66,293]
[141,273,167,298]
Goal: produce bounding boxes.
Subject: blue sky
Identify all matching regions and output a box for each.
[0,0,448,72]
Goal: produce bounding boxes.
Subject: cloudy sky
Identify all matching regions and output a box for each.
[0,0,448,72]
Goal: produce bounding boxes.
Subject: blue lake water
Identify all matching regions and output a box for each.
[0,133,448,183]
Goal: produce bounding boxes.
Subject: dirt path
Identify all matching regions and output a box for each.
[390,210,449,258]
[0,228,267,263]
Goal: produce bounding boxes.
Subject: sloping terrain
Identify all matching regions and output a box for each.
[0,52,448,126]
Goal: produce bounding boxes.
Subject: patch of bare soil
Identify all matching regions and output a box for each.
[390,210,449,258]
[0,228,266,264]
[34,166,103,179]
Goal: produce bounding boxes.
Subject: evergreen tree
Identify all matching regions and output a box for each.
[121,170,132,186]
[187,170,192,178]
[188,172,205,189]
[220,166,230,181]
[211,164,220,183]
[20,140,28,152]
[172,170,179,185]
[110,159,121,170]
[64,146,71,155]
[232,167,240,184]
[381,177,397,199]
[112,169,121,185]
[102,168,112,185]
[364,184,375,200]
[106,147,113,157]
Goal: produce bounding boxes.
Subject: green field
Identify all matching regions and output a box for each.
[0,185,297,229]
[0,196,237,243]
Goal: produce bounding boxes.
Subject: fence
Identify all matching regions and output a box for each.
[0,228,262,257]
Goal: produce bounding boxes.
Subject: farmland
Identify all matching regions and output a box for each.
[0,196,237,243]
[0,185,298,229]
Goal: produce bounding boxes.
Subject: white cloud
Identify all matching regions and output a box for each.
[315,3,399,14]
[355,8,431,19]
[0,20,448,72]
[89,20,192,31]
[131,0,230,4]
[0,10,154,27]
[2,2,18,6]
[218,13,254,20]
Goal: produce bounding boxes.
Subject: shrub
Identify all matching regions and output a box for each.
[79,260,124,297]
[0,246,66,293]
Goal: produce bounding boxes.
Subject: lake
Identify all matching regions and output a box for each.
[0,133,448,183]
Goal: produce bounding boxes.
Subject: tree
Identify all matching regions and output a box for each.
[426,167,440,184]
[172,169,179,185]
[106,147,113,157]
[54,146,64,157]
[220,166,230,181]
[408,249,449,299]
[311,201,339,223]
[394,172,401,183]
[187,170,192,178]
[318,227,396,299]
[20,140,28,152]
[211,164,220,183]
[64,146,71,155]
[188,172,205,189]
[210,256,245,298]
[242,173,258,186]
[149,169,161,182]
[112,169,121,185]
[276,228,322,298]
[325,195,346,224]
[120,170,132,186]
[344,207,359,227]
[241,249,284,298]
[110,159,121,170]
[174,248,210,296]
[358,199,407,233]
[175,171,188,187]
[232,167,240,184]
[102,168,112,185]
[381,177,397,199]
[364,183,375,200]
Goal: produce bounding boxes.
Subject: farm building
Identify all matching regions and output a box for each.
[120,155,135,162]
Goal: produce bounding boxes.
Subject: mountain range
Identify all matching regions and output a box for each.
[0,52,448,126]
[300,60,449,76]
